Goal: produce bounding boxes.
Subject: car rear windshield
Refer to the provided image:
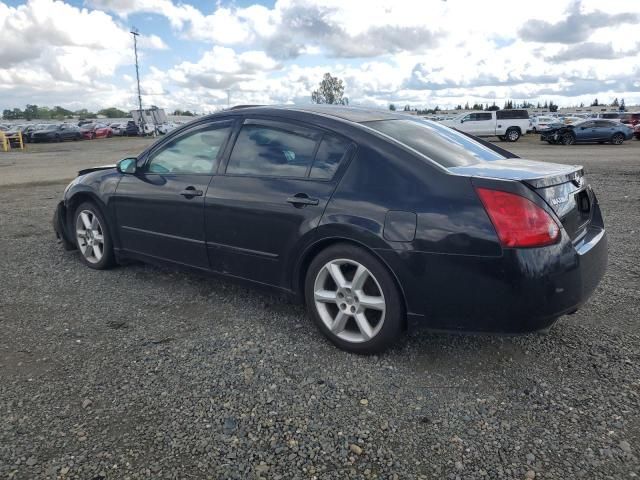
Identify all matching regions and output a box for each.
[362,118,506,167]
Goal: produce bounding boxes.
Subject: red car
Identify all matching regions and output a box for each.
[620,112,640,127]
[81,123,113,140]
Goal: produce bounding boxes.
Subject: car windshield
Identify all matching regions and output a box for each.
[43,125,58,131]
[362,118,505,167]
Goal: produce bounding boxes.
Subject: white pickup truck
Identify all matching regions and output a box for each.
[443,110,530,142]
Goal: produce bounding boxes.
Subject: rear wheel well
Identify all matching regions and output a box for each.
[295,238,408,328]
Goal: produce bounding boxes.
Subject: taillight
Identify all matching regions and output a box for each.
[475,187,560,248]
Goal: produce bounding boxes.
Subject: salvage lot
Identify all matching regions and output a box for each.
[0,136,639,479]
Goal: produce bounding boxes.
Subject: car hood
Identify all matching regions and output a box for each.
[78,165,116,176]
[449,158,583,188]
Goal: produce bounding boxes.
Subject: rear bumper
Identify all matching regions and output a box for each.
[377,225,607,334]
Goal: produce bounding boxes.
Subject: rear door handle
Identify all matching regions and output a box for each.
[180,186,203,198]
[287,194,319,207]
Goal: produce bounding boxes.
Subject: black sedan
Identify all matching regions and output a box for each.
[540,119,633,145]
[31,124,82,143]
[53,106,607,353]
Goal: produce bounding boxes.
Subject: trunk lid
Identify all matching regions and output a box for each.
[450,159,593,242]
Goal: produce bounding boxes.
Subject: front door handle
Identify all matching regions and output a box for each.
[180,186,203,198]
[287,193,319,207]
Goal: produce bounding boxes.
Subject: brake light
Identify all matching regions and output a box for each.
[475,187,560,248]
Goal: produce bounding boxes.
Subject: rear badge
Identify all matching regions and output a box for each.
[550,196,568,206]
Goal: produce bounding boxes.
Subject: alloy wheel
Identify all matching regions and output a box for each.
[612,134,624,145]
[313,259,386,343]
[507,130,519,141]
[562,133,575,145]
[75,210,105,264]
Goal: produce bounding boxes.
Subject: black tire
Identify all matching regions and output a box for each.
[561,132,575,145]
[532,127,537,133]
[611,133,624,145]
[505,128,521,142]
[305,243,404,354]
[73,201,115,270]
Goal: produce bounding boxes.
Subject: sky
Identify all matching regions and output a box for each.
[0,0,639,113]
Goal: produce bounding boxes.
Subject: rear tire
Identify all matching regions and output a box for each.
[505,128,521,142]
[305,244,404,354]
[73,201,115,270]
[611,133,624,145]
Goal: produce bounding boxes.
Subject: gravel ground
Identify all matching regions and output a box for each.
[0,136,639,479]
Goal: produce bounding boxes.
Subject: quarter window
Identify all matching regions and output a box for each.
[147,125,231,174]
[310,136,351,180]
[226,124,318,177]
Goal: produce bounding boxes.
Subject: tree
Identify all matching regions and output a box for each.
[464,102,470,110]
[403,104,411,111]
[591,98,599,107]
[455,104,462,110]
[620,98,626,112]
[579,102,584,108]
[487,101,500,111]
[611,98,619,107]
[24,104,38,120]
[98,107,128,118]
[311,72,347,105]
[549,101,558,113]
[388,104,396,111]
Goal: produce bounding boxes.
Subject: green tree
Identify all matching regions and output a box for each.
[611,98,619,107]
[24,104,38,120]
[389,104,396,111]
[549,101,558,112]
[98,107,128,118]
[487,101,500,111]
[591,98,599,107]
[620,98,626,112]
[311,72,347,105]
[464,102,470,110]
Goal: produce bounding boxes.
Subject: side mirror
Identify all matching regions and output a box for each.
[117,158,137,174]
[460,119,464,123]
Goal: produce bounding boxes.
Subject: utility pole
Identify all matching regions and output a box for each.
[130,28,145,134]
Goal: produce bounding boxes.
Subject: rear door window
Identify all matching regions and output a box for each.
[476,113,492,121]
[226,121,320,178]
[310,135,352,180]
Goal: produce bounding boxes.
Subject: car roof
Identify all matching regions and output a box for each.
[222,104,406,124]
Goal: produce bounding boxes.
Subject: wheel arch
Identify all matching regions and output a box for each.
[293,236,409,327]
[65,190,114,245]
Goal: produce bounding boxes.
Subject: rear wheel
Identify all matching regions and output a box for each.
[611,133,624,145]
[74,202,115,270]
[561,132,576,145]
[305,244,404,354]
[505,128,521,142]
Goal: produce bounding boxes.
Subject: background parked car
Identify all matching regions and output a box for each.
[124,121,140,137]
[620,112,640,127]
[634,124,640,140]
[592,112,621,121]
[31,124,82,143]
[530,116,556,133]
[443,109,530,142]
[81,123,113,140]
[109,123,126,136]
[541,119,633,145]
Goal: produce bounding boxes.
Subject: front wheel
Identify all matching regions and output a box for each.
[611,133,624,145]
[505,128,521,142]
[305,244,404,354]
[561,133,576,145]
[74,202,115,269]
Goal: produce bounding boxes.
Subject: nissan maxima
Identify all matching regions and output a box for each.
[53,106,607,353]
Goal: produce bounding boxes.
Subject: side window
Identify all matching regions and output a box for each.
[310,135,352,180]
[147,125,231,174]
[226,124,318,177]
[477,113,492,121]
[595,121,613,128]
[462,114,473,122]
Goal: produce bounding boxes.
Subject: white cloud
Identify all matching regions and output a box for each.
[2,0,640,113]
